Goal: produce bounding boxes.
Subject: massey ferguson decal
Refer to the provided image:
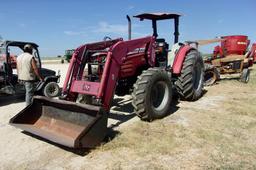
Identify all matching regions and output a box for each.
[82,83,91,91]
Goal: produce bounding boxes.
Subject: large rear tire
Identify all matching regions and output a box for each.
[175,50,204,101]
[132,68,172,121]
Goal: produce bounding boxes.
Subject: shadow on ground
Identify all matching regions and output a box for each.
[0,93,25,106]
[108,97,136,129]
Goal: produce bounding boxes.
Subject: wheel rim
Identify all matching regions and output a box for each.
[193,63,202,90]
[46,84,58,96]
[150,81,169,111]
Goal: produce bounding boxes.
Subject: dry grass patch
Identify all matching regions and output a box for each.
[100,121,179,156]
[93,66,256,169]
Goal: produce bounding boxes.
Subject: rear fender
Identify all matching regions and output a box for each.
[172,45,195,74]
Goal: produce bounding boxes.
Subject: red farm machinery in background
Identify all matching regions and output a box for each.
[213,35,249,57]
[204,35,254,85]
[10,13,205,149]
[250,43,256,62]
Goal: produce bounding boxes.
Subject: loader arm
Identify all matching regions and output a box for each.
[62,38,123,97]
[99,36,155,110]
[63,36,155,111]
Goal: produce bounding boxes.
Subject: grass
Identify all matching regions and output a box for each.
[202,66,256,169]
[91,65,256,169]
[221,70,256,119]
[100,121,178,156]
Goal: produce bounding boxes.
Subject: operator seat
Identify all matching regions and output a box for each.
[155,39,169,67]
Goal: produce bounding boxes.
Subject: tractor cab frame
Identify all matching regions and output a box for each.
[133,13,181,43]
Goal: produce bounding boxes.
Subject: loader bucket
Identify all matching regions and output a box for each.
[9,96,108,148]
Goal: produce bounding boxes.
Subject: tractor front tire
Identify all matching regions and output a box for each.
[132,68,172,121]
[240,68,250,83]
[175,50,204,101]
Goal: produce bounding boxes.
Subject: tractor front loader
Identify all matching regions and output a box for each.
[10,13,204,149]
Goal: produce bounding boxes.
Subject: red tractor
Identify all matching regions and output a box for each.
[10,13,204,148]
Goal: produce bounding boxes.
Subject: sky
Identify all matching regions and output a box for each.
[0,0,255,57]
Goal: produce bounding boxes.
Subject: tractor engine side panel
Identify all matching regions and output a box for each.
[119,53,147,78]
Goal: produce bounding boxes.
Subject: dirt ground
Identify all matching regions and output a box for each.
[0,63,256,170]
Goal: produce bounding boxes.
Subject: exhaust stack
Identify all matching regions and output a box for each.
[126,15,131,40]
